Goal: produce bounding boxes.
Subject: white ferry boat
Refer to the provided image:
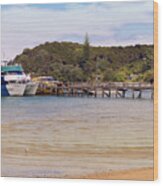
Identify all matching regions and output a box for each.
[1,64,38,96]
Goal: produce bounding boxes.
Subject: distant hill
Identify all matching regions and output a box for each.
[13,41,154,82]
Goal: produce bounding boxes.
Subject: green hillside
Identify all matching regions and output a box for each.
[13,41,154,83]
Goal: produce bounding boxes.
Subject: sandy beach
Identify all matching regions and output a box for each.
[76,167,153,180]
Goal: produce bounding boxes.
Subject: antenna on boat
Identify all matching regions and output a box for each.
[1,51,8,66]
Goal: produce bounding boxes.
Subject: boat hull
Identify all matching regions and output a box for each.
[1,84,10,96]
[6,83,26,96]
[24,82,38,96]
[1,76,10,96]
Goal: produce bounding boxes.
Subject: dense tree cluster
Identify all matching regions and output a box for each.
[13,40,154,83]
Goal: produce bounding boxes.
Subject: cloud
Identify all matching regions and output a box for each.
[1,1,153,60]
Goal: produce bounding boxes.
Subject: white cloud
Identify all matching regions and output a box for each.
[1,1,153,60]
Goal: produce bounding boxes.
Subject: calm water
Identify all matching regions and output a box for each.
[1,96,154,178]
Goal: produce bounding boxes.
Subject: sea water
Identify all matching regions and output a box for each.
[1,96,154,177]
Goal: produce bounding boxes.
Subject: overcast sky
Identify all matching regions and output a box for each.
[1,0,154,60]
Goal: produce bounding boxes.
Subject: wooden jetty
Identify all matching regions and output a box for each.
[36,81,154,99]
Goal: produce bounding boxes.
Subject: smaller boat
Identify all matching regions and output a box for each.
[24,75,39,96]
[32,76,61,95]
[24,82,39,96]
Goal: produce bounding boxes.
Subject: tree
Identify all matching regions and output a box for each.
[103,69,115,81]
[80,33,90,69]
[83,33,90,61]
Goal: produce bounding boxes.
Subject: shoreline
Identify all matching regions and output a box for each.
[1,167,154,180]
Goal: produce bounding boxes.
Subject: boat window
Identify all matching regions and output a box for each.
[8,80,16,83]
[39,77,54,81]
[7,71,23,75]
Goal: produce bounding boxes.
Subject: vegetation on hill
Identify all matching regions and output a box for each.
[13,36,154,83]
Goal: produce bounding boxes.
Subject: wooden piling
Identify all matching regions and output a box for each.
[94,88,97,98]
[102,88,104,98]
[116,89,118,98]
[151,89,154,99]
[138,90,142,99]
[132,89,135,99]
[122,90,126,98]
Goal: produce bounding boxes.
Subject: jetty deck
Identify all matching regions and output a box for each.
[36,82,154,99]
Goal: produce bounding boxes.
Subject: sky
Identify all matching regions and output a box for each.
[1,1,154,60]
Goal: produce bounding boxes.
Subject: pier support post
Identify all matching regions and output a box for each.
[151,89,154,99]
[132,89,135,99]
[138,90,142,99]
[57,87,59,96]
[94,88,97,98]
[102,88,104,98]
[116,89,118,98]
[122,90,126,98]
